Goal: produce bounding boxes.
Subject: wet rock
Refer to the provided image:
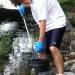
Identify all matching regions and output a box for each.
[60,20,75,54]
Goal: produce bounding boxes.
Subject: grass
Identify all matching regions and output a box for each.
[58,0,75,5]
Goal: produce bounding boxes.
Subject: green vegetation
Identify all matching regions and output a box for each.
[58,0,75,12]
[69,17,75,27]
[0,59,8,74]
[0,33,13,59]
[58,0,75,5]
[0,33,13,74]
[58,0,75,27]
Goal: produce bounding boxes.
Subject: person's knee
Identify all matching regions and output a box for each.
[49,46,58,55]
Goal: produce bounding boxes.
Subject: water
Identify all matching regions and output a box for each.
[2,19,49,75]
[0,20,35,75]
[3,31,34,75]
[0,21,17,33]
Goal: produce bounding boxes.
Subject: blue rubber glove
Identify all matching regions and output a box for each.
[34,41,46,53]
[18,4,26,16]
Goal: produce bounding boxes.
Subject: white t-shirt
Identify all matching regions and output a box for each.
[30,0,66,32]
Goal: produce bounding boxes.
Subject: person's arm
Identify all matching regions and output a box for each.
[36,0,47,42]
[34,20,46,53]
[34,0,47,53]
[39,20,46,42]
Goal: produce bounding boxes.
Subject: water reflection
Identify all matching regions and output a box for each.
[0,21,35,75]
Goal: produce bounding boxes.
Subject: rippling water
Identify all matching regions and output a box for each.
[0,21,36,75]
[3,31,35,75]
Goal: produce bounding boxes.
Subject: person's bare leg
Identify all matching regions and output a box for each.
[49,46,64,74]
[38,51,48,59]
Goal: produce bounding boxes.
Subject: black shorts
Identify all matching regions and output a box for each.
[45,26,66,50]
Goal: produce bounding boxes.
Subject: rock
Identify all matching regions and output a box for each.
[70,40,75,52]
[60,20,75,54]
[66,20,72,32]
[64,59,75,73]
[60,32,70,53]
[64,72,75,75]
[69,52,75,57]
[69,28,75,41]
[71,63,75,73]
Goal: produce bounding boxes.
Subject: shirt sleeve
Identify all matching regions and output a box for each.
[36,0,47,21]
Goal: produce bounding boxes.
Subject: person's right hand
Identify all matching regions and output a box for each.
[18,4,26,16]
[34,40,46,53]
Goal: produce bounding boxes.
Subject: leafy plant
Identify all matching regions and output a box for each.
[58,0,75,5]
[69,18,75,27]
[0,33,13,58]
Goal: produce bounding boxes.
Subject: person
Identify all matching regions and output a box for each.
[10,0,66,75]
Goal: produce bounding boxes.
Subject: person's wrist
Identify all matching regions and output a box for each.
[39,36,44,42]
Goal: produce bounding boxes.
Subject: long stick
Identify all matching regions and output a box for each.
[22,17,32,43]
[22,16,38,58]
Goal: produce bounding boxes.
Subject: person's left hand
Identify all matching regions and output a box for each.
[34,40,46,53]
[18,4,26,16]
